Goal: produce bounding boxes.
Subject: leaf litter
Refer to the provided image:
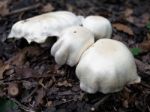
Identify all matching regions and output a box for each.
[0,0,150,112]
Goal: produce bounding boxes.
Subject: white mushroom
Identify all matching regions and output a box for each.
[51,26,94,66]
[82,16,112,40]
[8,11,84,43]
[76,39,141,94]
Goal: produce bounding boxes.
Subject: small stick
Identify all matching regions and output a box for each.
[22,86,38,103]
[91,95,110,111]
[4,3,41,16]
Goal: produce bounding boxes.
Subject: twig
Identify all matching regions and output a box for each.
[54,99,75,107]
[91,95,110,111]
[141,81,150,89]
[4,3,42,16]
[1,75,53,83]
[22,86,38,103]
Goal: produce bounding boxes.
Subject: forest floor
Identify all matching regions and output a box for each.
[0,0,150,112]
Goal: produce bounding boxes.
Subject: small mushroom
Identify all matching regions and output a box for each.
[8,11,84,43]
[7,83,19,97]
[51,26,94,66]
[82,16,112,40]
[76,39,141,94]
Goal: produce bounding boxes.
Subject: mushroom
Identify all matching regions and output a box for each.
[51,26,94,66]
[82,16,112,40]
[76,39,141,94]
[8,11,84,43]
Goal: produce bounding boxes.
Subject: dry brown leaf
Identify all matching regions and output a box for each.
[15,66,37,78]
[0,60,3,66]
[35,87,46,105]
[0,1,9,16]
[6,46,41,66]
[124,8,134,23]
[139,40,150,52]
[135,59,150,75]
[132,13,150,27]
[6,52,26,66]
[0,60,10,79]
[124,8,133,18]
[113,23,134,35]
[41,3,54,13]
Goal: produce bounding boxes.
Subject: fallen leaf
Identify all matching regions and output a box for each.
[124,8,134,23]
[139,40,150,52]
[6,46,41,66]
[134,13,150,27]
[0,60,3,66]
[41,3,54,13]
[22,80,38,90]
[113,23,134,35]
[0,98,18,112]
[126,16,134,23]
[0,1,10,16]
[15,66,38,79]
[123,100,129,108]
[35,87,46,105]
[135,59,150,75]
[23,46,41,57]
[72,86,80,92]
[124,8,133,18]
[45,79,53,88]
[0,60,10,79]
[6,51,26,66]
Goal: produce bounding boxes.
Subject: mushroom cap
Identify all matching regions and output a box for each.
[51,26,94,66]
[8,11,84,43]
[76,39,141,94]
[82,16,112,40]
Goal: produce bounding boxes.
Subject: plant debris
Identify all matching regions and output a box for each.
[0,0,150,112]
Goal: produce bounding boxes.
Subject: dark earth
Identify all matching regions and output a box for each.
[0,0,150,112]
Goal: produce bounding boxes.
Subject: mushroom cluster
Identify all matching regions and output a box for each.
[8,11,141,94]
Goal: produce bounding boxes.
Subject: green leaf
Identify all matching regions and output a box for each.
[0,98,19,112]
[130,48,141,56]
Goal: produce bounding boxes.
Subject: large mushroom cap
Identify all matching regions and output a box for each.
[82,16,112,40]
[51,26,94,66]
[8,11,84,43]
[76,39,141,94]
